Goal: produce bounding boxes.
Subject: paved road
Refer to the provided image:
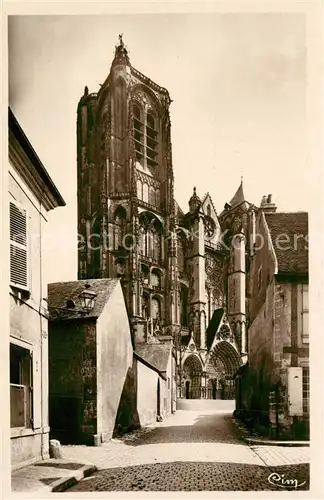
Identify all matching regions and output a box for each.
[66,404,309,492]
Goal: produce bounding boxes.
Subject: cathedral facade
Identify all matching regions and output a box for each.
[77,37,258,401]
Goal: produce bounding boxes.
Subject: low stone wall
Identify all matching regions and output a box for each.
[177,399,235,411]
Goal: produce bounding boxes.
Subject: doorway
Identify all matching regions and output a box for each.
[185,381,190,399]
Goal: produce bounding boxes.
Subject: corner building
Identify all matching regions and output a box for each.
[77,38,255,401]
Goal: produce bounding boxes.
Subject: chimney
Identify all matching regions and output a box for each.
[260,194,277,213]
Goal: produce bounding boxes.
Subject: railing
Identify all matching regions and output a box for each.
[204,239,227,252]
[139,253,162,266]
[137,199,162,214]
[10,384,28,428]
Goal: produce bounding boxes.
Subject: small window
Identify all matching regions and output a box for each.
[10,201,29,291]
[10,343,33,428]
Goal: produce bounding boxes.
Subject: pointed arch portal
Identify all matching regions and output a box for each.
[182,355,203,400]
[207,341,242,400]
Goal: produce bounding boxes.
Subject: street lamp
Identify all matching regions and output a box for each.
[78,284,97,312]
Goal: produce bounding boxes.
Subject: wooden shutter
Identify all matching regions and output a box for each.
[10,201,29,291]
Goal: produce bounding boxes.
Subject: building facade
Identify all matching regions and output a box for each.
[77,38,308,405]
[8,109,65,468]
[236,209,309,439]
[48,278,173,444]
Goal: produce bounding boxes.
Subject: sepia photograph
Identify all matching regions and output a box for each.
[2,2,323,496]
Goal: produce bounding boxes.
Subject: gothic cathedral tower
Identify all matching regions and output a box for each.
[77,36,178,344]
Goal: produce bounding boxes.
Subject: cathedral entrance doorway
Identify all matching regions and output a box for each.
[207,341,242,400]
[182,355,203,399]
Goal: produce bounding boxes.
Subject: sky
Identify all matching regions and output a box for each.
[8,13,310,284]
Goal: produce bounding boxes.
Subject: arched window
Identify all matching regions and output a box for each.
[151,269,161,289]
[155,188,160,208]
[140,263,149,285]
[151,296,161,320]
[146,111,158,168]
[143,183,149,203]
[207,204,211,217]
[180,285,189,326]
[148,186,155,206]
[133,104,143,163]
[114,206,126,250]
[137,179,142,200]
[142,292,149,318]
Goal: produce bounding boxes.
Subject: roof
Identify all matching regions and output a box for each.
[135,343,172,374]
[175,200,184,218]
[48,279,119,320]
[206,308,224,350]
[229,181,246,209]
[265,212,308,275]
[9,108,66,209]
[181,334,191,347]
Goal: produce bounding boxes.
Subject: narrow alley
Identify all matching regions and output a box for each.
[63,402,309,492]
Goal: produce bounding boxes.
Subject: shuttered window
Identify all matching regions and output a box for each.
[10,201,29,290]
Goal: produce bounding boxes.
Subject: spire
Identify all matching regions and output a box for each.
[188,186,201,213]
[229,178,245,209]
[111,33,130,67]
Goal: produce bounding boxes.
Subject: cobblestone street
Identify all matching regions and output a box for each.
[65,402,310,492]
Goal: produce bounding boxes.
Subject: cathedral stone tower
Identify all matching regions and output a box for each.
[77,37,245,400]
[219,181,252,358]
[77,36,177,344]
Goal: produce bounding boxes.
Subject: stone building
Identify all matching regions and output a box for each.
[48,278,173,444]
[8,109,65,468]
[236,207,309,439]
[76,37,308,406]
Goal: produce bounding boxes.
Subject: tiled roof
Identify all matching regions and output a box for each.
[48,279,119,320]
[135,344,172,374]
[265,212,308,275]
[206,308,224,350]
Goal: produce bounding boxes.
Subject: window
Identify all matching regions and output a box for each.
[152,297,161,320]
[133,104,159,169]
[10,201,29,291]
[137,179,142,200]
[143,183,149,203]
[302,367,309,415]
[114,207,126,250]
[151,269,161,289]
[300,284,309,343]
[146,112,158,168]
[10,343,33,428]
[133,104,144,163]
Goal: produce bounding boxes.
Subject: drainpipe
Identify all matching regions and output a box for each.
[39,193,46,460]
